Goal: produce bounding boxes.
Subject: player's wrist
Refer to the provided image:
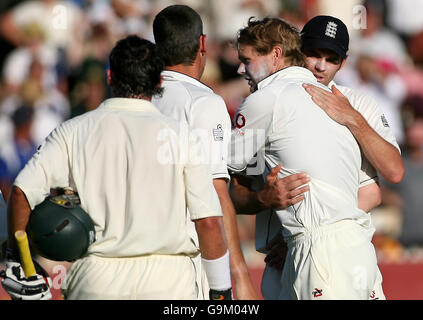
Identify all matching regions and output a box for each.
[346,110,366,135]
[202,250,232,291]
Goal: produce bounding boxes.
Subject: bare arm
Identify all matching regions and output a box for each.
[303,83,404,184]
[194,216,228,260]
[358,182,382,213]
[213,178,259,299]
[7,186,31,250]
[229,165,310,214]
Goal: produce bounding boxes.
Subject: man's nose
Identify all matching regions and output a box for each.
[316,58,326,71]
[237,63,246,75]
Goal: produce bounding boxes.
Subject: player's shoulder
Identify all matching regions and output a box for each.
[335,83,380,112]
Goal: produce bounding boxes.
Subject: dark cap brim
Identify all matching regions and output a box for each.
[302,37,348,59]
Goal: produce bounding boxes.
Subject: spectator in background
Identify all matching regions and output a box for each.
[334,0,410,146]
[0,105,37,201]
[0,0,87,70]
[381,97,423,250]
[1,22,58,96]
[1,58,70,146]
[349,0,410,66]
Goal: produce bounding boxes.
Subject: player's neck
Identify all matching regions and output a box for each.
[165,63,202,81]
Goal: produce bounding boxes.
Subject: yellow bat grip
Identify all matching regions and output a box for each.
[14,230,37,278]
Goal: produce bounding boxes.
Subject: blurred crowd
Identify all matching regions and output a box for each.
[0,0,423,265]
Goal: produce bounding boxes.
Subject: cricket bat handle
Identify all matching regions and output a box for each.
[14,230,37,278]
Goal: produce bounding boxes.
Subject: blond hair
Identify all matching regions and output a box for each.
[237,17,306,67]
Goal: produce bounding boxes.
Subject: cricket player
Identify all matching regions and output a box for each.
[240,15,405,300]
[151,5,258,300]
[228,17,383,300]
[2,36,232,300]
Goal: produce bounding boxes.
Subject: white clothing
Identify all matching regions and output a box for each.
[330,80,401,187]
[229,66,370,237]
[280,220,378,300]
[152,71,231,180]
[152,70,231,299]
[63,254,198,300]
[257,80,397,300]
[229,66,379,299]
[14,98,222,258]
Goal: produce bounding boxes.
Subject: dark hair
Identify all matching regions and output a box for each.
[109,35,164,98]
[237,17,306,67]
[12,105,34,127]
[153,5,203,67]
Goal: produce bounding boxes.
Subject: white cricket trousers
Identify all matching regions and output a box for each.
[276,220,382,300]
[62,254,198,300]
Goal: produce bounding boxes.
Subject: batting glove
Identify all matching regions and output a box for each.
[209,288,233,300]
[0,248,52,300]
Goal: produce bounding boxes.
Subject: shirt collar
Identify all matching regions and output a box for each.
[98,97,160,113]
[328,80,337,88]
[161,70,213,93]
[257,66,316,90]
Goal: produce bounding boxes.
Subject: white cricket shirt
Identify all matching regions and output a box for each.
[329,80,401,187]
[152,70,231,180]
[14,98,222,258]
[229,66,370,239]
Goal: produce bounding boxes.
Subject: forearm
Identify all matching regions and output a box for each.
[358,183,382,213]
[195,216,228,260]
[214,179,259,299]
[7,186,32,250]
[214,179,252,276]
[229,176,265,214]
[347,114,404,183]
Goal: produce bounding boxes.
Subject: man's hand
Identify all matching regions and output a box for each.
[303,83,361,128]
[257,164,310,210]
[0,249,52,300]
[264,233,288,272]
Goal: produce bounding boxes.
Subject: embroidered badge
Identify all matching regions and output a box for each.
[325,21,338,38]
[213,124,224,141]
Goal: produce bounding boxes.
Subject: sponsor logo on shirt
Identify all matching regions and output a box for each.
[312,288,323,298]
[235,113,246,129]
[381,114,390,127]
[213,124,224,141]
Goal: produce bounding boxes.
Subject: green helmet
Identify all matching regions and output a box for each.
[27,194,96,261]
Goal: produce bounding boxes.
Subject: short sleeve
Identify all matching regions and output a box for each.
[13,123,72,209]
[184,130,223,221]
[190,94,231,180]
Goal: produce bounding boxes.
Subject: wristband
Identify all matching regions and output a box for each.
[201,250,231,291]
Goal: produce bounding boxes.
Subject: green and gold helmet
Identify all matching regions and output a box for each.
[27,194,96,261]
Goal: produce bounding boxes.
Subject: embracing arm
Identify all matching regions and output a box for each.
[229,165,310,214]
[303,83,404,184]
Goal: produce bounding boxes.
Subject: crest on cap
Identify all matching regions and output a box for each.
[325,21,338,38]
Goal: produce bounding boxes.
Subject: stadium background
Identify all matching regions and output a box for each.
[1,0,423,300]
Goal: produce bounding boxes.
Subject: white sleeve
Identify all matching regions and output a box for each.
[13,123,72,209]
[184,129,223,221]
[191,94,231,180]
[353,91,401,153]
[337,86,400,188]
[228,90,274,174]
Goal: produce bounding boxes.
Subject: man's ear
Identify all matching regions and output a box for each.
[200,34,207,56]
[107,68,111,85]
[273,46,283,67]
